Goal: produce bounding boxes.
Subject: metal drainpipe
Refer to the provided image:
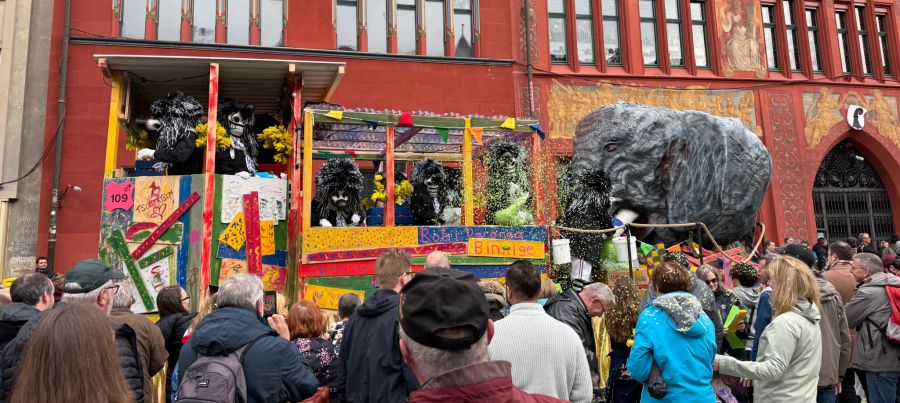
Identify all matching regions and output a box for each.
[524,0,535,119]
[46,0,72,271]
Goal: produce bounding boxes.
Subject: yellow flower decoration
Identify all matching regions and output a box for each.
[194,122,231,151]
[259,125,293,164]
[395,180,413,205]
[371,174,386,203]
[125,121,154,151]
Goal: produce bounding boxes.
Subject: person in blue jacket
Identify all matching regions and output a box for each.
[627,262,717,402]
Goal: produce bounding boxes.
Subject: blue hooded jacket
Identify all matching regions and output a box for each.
[175,307,318,403]
[627,291,717,403]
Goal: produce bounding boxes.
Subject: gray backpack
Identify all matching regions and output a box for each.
[176,335,266,403]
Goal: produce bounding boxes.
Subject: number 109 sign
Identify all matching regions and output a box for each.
[105,181,135,211]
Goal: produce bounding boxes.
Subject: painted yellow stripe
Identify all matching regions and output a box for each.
[104,72,123,178]
[302,226,419,252]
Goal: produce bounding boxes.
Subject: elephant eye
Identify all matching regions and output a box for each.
[605,144,617,152]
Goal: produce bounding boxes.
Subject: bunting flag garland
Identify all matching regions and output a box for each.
[325,110,344,120]
[500,118,516,130]
[470,127,484,145]
[398,113,414,126]
[437,127,449,143]
[529,123,546,140]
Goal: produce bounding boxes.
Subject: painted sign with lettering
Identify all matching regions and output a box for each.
[418,226,547,245]
[219,213,247,251]
[467,238,545,259]
[133,176,179,224]
[304,284,366,310]
[104,181,135,211]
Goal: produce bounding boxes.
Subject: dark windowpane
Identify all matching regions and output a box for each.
[397,3,416,55]
[368,0,388,53]
[602,0,618,16]
[604,19,621,65]
[454,8,474,57]
[425,0,444,56]
[549,16,567,63]
[261,0,284,46]
[877,15,892,76]
[157,0,181,41]
[784,1,800,71]
[807,10,821,72]
[857,7,871,75]
[576,18,594,63]
[227,0,250,45]
[693,24,707,67]
[762,6,774,23]
[664,0,682,66]
[762,5,779,70]
[336,1,358,50]
[121,0,146,39]
[193,0,216,43]
[641,22,658,65]
[836,12,851,73]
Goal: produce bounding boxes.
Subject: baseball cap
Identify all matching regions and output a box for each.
[400,267,489,351]
[780,244,817,269]
[64,259,125,294]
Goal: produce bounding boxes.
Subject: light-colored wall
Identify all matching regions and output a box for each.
[0,0,54,278]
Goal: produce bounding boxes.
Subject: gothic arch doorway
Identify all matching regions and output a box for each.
[814,141,896,241]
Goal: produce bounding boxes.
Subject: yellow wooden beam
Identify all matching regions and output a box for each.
[463,126,474,226]
[302,111,314,230]
[104,72,124,178]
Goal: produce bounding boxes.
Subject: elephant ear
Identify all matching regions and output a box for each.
[662,111,731,229]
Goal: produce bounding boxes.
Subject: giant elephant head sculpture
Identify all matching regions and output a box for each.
[566,102,771,248]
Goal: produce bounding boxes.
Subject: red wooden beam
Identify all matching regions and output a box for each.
[200,63,220,295]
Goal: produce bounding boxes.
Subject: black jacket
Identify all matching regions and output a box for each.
[215,148,254,175]
[154,134,203,175]
[333,289,419,402]
[175,307,317,403]
[544,290,599,382]
[0,304,40,352]
[157,312,196,402]
[0,310,144,403]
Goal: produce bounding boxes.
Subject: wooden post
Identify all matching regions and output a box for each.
[286,81,302,301]
[302,111,314,230]
[104,72,124,178]
[462,123,474,226]
[530,132,545,224]
[385,126,396,226]
[200,63,219,296]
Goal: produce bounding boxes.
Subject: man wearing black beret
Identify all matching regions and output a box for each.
[398,266,565,402]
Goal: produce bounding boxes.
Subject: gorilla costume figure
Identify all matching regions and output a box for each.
[139,91,205,175]
[312,158,366,227]
[565,102,771,263]
[485,140,534,226]
[216,99,259,176]
[409,159,449,226]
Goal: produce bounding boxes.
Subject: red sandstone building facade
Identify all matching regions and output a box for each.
[24,0,900,272]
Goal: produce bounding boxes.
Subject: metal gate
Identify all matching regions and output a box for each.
[813,141,895,241]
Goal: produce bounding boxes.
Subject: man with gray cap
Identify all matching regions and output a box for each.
[398,266,565,402]
[846,252,900,403]
[0,259,145,402]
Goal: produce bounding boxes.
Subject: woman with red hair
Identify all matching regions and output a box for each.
[287,300,338,387]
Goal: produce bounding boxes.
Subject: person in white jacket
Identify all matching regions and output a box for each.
[714,256,823,402]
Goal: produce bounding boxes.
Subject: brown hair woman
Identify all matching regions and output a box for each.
[155,286,196,402]
[287,301,336,387]
[9,303,133,403]
[606,277,642,402]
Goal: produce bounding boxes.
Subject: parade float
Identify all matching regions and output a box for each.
[94,55,552,313]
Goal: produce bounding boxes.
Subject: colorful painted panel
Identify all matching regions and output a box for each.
[467,238,545,259]
[418,226,547,245]
[302,227,420,252]
[133,176,180,224]
[303,243,467,263]
[304,284,366,310]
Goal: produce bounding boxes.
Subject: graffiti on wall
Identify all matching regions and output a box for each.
[548,81,761,139]
[804,87,900,149]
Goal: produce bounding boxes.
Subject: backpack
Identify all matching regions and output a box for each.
[176,334,267,403]
[882,285,900,345]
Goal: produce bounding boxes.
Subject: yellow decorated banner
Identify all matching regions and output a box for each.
[133,176,179,224]
[260,221,275,256]
[302,226,419,252]
[467,238,544,259]
[219,213,247,251]
[304,284,366,310]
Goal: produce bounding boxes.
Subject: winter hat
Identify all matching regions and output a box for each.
[400,267,489,350]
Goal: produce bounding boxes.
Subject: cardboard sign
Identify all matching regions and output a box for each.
[104,181,134,211]
[260,221,275,256]
[219,213,247,251]
[467,238,544,259]
[218,258,248,282]
[243,192,263,275]
[304,284,365,310]
[133,177,179,224]
[261,264,286,292]
[129,192,199,260]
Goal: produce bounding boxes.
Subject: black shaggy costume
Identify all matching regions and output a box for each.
[150,91,204,175]
[216,99,259,175]
[409,159,449,226]
[312,158,365,227]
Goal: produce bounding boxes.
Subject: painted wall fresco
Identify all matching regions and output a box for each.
[804,87,900,149]
[548,82,761,139]
[717,0,767,77]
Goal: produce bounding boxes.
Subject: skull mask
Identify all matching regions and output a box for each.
[227,104,255,138]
